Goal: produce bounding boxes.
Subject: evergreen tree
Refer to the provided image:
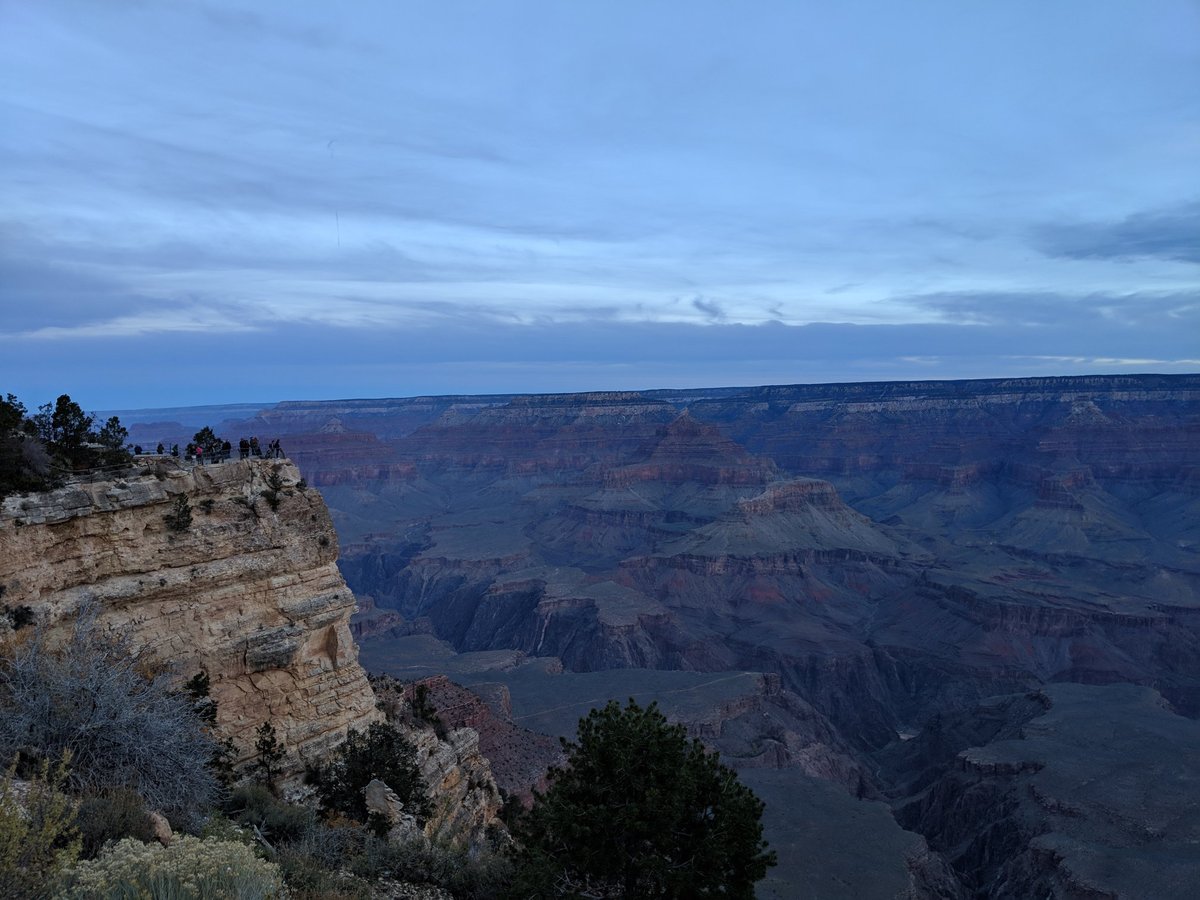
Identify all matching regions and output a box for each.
[49,395,93,461]
[0,394,25,435]
[0,393,51,498]
[253,722,285,791]
[192,426,223,457]
[315,722,430,823]
[96,416,128,452]
[510,699,775,899]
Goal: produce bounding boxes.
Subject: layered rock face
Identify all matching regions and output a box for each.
[0,457,381,775]
[397,675,564,806]
[312,376,1199,735]
[889,683,1200,899]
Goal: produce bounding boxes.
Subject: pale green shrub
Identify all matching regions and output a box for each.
[0,753,80,899]
[58,835,281,899]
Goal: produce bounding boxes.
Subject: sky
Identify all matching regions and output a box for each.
[2,0,1197,411]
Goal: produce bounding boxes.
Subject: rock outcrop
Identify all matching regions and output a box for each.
[410,724,502,846]
[397,675,564,806]
[0,457,381,778]
[368,676,506,843]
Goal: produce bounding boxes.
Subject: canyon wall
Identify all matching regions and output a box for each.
[0,457,381,777]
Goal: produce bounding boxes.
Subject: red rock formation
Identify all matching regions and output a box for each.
[395,675,564,805]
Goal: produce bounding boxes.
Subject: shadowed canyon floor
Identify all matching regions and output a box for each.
[124,375,1200,897]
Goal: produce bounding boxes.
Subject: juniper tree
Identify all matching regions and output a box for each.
[509,699,775,899]
[192,426,224,457]
[0,393,52,498]
[315,722,430,823]
[48,395,93,462]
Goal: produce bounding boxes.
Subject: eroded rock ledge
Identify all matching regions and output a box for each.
[0,457,381,776]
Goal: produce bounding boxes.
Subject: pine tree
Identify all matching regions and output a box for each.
[253,722,285,791]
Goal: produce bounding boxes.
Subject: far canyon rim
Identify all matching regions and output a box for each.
[117,373,1199,897]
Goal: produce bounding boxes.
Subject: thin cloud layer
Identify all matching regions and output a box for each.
[1038,201,1200,265]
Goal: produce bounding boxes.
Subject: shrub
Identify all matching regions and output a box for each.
[0,608,219,819]
[412,682,445,735]
[277,839,371,900]
[57,835,282,899]
[164,493,193,532]
[183,670,217,725]
[2,605,35,631]
[1,393,55,499]
[75,788,156,859]
[226,784,314,845]
[0,753,80,899]
[315,722,430,823]
[353,833,512,900]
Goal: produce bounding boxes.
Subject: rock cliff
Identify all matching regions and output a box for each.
[0,457,381,778]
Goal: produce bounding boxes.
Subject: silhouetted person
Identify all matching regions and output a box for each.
[222,440,232,461]
[239,438,249,460]
[157,443,164,455]
[250,436,261,458]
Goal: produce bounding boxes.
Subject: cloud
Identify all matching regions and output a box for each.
[3,1,1196,410]
[1037,201,1200,265]
[910,290,1199,328]
[691,296,726,322]
[0,256,161,331]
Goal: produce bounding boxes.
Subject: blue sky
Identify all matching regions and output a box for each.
[2,0,1197,410]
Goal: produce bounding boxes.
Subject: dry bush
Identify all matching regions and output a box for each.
[0,607,219,820]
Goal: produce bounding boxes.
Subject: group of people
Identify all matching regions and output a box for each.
[237,437,284,459]
[194,440,233,463]
[131,437,286,464]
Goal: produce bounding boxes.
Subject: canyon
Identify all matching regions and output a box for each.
[115,374,1199,896]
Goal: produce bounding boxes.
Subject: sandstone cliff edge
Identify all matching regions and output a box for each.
[0,457,381,777]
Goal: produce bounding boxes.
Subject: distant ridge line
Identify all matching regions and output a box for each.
[265,372,1199,409]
